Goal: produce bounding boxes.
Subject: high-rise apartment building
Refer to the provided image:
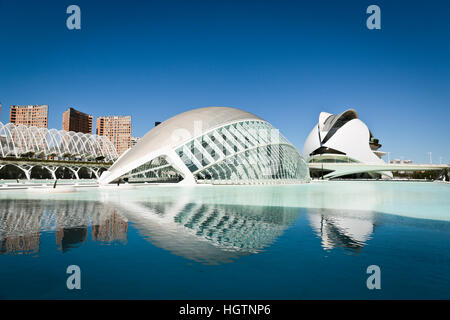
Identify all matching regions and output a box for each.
[96,116,131,155]
[62,107,93,134]
[10,105,48,128]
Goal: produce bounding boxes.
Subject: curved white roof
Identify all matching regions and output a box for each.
[302,109,386,166]
[108,106,263,172]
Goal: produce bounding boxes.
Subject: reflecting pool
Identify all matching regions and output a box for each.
[0,181,449,299]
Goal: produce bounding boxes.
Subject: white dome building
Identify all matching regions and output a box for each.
[99,107,310,185]
[302,109,391,179]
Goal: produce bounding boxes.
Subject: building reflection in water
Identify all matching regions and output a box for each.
[0,200,43,255]
[307,208,375,252]
[117,198,302,264]
[92,211,128,243]
[0,200,128,255]
[118,199,376,263]
[0,193,377,261]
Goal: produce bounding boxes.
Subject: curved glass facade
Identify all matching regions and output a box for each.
[174,120,308,184]
[194,144,306,184]
[120,156,183,183]
[0,122,118,162]
[114,119,309,184]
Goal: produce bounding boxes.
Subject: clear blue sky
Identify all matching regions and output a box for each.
[0,0,449,163]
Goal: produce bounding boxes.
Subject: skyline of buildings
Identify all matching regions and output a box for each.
[1,103,134,157]
[0,102,446,164]
[0,103,448,182]
[1,1,448,166]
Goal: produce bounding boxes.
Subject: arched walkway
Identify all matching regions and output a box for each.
[0,164,27,180]
[29,166,53,179]
[0,162,110,181]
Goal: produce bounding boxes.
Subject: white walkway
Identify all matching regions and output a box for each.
[308,163,449,179]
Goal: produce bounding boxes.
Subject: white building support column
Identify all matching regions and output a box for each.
[17,164,33,180]
[88,167,101,179]
[68,167,81,180]
[43,166,58,180]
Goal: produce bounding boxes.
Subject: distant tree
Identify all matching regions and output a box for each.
[20,151,35,159]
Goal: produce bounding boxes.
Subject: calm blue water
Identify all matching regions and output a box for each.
[0,181,449,299]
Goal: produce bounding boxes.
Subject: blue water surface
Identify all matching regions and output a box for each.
[0,181,449,299]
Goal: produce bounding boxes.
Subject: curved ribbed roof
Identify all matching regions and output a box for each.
[108,106,263,171]
[0,122,118,161]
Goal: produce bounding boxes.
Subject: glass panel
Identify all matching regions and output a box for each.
[118,156,184,183]
[177,120,309,184]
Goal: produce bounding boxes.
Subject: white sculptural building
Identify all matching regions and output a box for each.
[302,109,391,179]
[99,106,310,185]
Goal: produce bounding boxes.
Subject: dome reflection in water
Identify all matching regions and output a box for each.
[0,195,376,263]
[1,182,449,299]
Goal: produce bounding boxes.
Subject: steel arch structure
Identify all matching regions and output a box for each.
[0,122,118,161]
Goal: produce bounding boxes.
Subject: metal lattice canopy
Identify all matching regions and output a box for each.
[0,122,118,162]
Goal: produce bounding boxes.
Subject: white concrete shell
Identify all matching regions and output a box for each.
[302,109,391,178]
[99,106,309,185]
